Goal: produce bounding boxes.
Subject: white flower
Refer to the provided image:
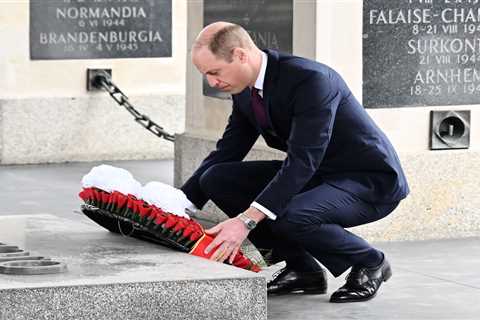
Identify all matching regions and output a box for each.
[81,164,141,197]
[81,165,194,219]
[140,182,192,219]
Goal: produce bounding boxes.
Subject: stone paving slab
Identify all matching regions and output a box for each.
[266,238,480,320]
[381,238,480,289]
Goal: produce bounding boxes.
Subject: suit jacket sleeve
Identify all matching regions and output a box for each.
[180,101,259,209]
[254,73,343,217]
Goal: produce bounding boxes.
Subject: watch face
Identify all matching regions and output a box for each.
[247,220,257,230]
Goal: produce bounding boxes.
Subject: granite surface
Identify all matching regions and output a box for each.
[0,214,266,319]
[30,1,172,60]
[363,0,480,108]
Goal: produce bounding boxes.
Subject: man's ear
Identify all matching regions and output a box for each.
[232,48,248,63]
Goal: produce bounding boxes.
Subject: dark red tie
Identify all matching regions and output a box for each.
[251,87,268,129]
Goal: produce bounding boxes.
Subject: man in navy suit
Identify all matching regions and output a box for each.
[181,22,409,303]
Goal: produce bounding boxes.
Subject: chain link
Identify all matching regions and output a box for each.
[94,72,175,142]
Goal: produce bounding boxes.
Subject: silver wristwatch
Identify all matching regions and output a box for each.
[237,213,257,231]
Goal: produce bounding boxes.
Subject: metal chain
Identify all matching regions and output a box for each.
[94,71,175,142]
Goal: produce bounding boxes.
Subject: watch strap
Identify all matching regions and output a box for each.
[237,212,257,230]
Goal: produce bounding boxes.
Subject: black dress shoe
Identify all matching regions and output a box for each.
[330,257,392,303]
[267,267,327,295]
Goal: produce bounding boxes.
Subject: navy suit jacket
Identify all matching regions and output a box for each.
[182,50,409,218]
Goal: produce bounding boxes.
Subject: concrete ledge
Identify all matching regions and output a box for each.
[0,214,266,320]
[0,95,184,164]
[1,278,265,320]
[174,132,480,241]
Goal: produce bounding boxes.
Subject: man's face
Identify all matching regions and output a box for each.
[192,46,250,94]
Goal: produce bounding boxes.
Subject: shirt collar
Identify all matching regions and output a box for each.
[253,51,268,91]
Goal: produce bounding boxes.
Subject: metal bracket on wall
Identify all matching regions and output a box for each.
[87,68,112,91]
[430,110,470,150]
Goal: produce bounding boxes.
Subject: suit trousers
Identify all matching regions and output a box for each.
[198,160,398,277]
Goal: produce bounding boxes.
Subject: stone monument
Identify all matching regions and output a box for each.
[0,214,266,319]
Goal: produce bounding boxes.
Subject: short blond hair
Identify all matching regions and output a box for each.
[194,24,253,62]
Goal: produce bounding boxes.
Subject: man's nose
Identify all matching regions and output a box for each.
[206,75,219,88]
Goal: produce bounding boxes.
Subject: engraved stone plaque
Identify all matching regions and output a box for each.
[203,0,293,99]
[364,0,480,108]
[30,0,172,60]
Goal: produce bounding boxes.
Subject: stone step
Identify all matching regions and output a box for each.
[0,214,266,320]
